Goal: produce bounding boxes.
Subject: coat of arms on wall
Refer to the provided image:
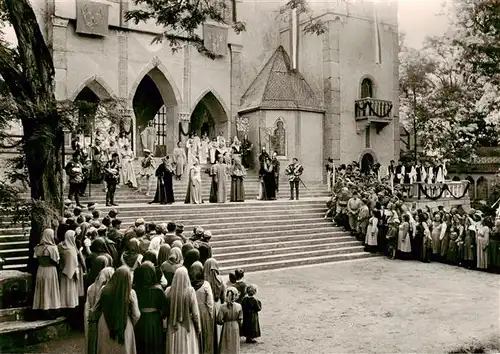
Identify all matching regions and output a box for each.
[76,1,109,36]
[203,24,228,56]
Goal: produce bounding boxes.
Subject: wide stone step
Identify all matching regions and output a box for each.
[2,255,28,267]
[0,248,29,258]
[213,234,352,252]
[218,246,373,274]
[214,239,359,259]
[0,241,27,250]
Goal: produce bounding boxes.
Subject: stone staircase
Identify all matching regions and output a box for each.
[0,160,377,273]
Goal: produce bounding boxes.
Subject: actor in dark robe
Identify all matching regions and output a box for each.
[261,157,276,200]
[230,158,246,202]
[241,135,253,169]
[151,156,175,205]
[209,163,218,203]
[271,151,280,193]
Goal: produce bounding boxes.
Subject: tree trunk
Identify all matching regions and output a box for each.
[2,0,63,278]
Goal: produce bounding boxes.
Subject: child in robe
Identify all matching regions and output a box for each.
[241,284,262,344]
[217,287,243,354]
[446,231,459,265]
[234,269,247,303]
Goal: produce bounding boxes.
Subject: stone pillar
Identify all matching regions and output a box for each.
[183,44,192,117]
[391,27,400,162]
[230,44,243,139]
[52,17,69,101]
[322,18,343,182]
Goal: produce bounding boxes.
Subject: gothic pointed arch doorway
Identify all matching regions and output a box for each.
[189,91,228,141]
[132,67,178,156]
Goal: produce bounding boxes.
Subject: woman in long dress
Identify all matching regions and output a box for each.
[161,248,184,287]
[200,134,209,164]
[189,261,215,354]
[151,156,175,204]
[120,238,143,274]
[476,217,490,270]
[397,214,412,259]
[364,210,379,252]
[262,157,276,200]
[463,214,477,269]
[86,267,114,354]
[230,158,246,202]
[165,267,201,354]
[120,144,138,189]
[172,142,187,180]
[186,136,195,167]
[58,230,80,310]
[133,262,168,354]
[204,258,226,354]
[431,212,445,261]
[94,266,140,354]
[217,287,243,354]
[185,159,203,204]
[33,229,61,318]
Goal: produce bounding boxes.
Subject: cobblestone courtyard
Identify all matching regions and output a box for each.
[13,258,500,354]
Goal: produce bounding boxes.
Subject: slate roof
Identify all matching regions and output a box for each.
[239,46,324,113]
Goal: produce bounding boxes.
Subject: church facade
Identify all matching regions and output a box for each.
[29,0,399,182]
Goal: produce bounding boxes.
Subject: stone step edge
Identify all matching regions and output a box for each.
[216,240,360,257]
[212,233,351,247]
[218,245,364,263]
[0,317,66,335]
[218,251,377,269]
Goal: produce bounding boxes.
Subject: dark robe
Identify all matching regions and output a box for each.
[241,139,253,168]
[230,165,245,202]
[272,157,280,192]
[209,164,218,203]
[241,296,262,339]
[90,146,103,183]
[261,162,276,200]
[152,162,175,204]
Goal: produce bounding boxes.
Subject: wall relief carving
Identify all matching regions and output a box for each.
[271,117,286,157]
[76,1,109,36]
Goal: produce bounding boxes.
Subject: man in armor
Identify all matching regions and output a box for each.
[104,152,121,206]
[285,157,304,200]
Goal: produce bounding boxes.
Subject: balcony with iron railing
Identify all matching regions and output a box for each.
[354,98,393,133]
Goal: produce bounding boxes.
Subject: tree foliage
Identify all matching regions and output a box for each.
[399,0,500,165]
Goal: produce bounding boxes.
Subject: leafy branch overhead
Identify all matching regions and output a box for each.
[125,0,247,59]
[281,0,327,36]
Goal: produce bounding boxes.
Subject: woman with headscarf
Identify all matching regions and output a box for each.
[58,230,80,309]
[203,258,226,350]
[217,287,243,354]
[151,156,175,204]
[230,157,246,202]
[165,267,201,354]
[171,240,183,250]
[476,216,491,270]
[33,229,61,318]
[182,242,194,258]
[198,243,212,265]
[133,262,168,354]
[86,238,114,284]
[121,238,143,274]
[184,249,200,270]
[157,244,171,289]
[86,267,114,354]
[161,248,183,287]
[148,236,165,256]
[94,266,140,354]
[190,261,215,354]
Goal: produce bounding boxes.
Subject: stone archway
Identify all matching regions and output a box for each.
[72,78,114,140]
[358,149,378,175]
[476,176,489,201]
[131,67,178,156]
[465,176,475,200]
[189,90,229,141]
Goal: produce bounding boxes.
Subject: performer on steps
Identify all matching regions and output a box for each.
[103,153,120,207]
[151,156,175,205]
[138,149,155,196]
[285,158,304,200]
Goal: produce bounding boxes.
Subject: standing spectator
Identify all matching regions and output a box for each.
[217,287,243,354]
[33,229,61,319]
[65,151,84,208]
[58,230,80,311]
[241,284,262,344]
[103,152,120,207]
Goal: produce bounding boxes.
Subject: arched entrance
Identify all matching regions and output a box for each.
[190,91,228,140]
[132,67,178,157]
[360,153,375,174]
[465,176,475,200]
[476,176,489,201]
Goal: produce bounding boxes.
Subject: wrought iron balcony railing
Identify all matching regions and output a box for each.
[354,98,393,121]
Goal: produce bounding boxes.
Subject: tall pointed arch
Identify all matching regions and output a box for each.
[70,76,115,101]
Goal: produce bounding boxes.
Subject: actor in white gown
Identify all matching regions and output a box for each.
[120,145,138,188]
[199,134,209,164]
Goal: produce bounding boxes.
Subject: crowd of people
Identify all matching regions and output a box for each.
[325,161,500,273]
[68,126,306,207]
[32,201,263,354]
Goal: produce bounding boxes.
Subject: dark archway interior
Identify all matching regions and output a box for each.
[190,92,227,138]
[133,75,164,128]
[361,153,374,174]
[75,87,99,135]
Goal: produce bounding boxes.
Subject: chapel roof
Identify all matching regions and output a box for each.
[239,46,324,114]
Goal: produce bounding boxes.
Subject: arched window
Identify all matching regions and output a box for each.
[361,78,373,99]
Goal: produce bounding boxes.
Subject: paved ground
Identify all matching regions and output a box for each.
[11,258,500,354]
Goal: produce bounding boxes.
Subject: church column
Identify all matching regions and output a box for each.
[391,26,400,161]
[177,43,192,145]
[230,44,243,138]
[322,18,342,182]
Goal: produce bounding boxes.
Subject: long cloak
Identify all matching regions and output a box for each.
[152,163,175,204]
[185,165,203,204]
[214,163,228,203]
